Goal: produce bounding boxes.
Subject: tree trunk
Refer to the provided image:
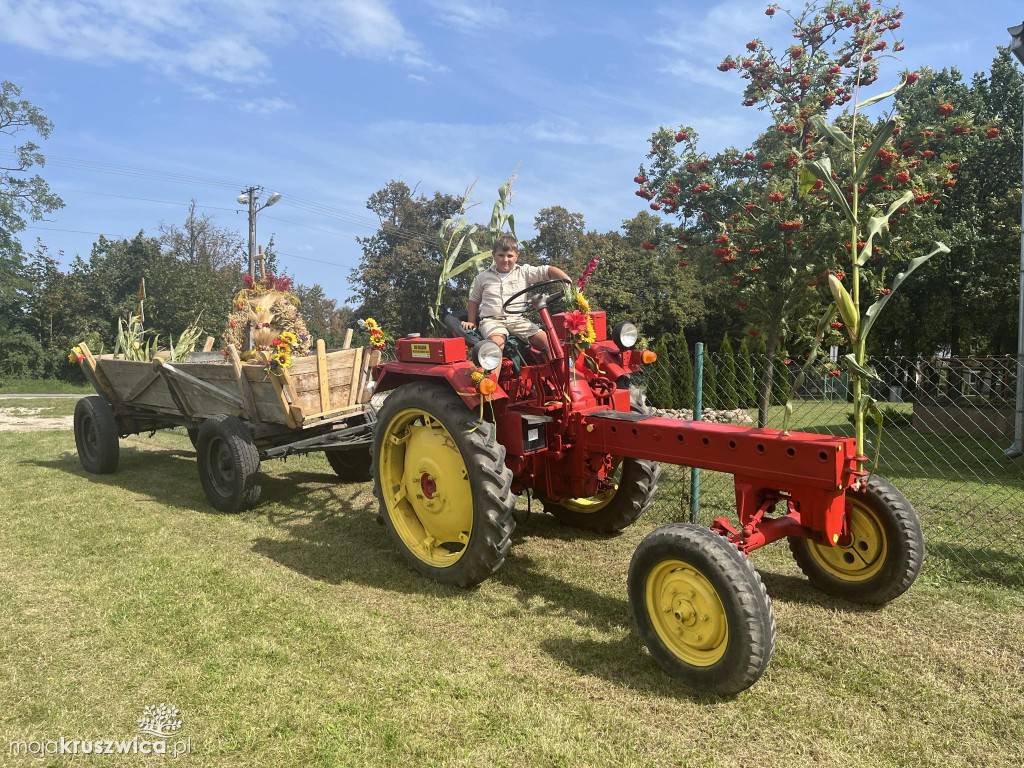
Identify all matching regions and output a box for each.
[757,309,784,428]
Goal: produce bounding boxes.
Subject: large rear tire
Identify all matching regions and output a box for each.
[372,382,515,587]
[788,475,923,604]
[74,395,120,474]
[628,524,775,695]
[195,414,261,513]
[545,385,661,532]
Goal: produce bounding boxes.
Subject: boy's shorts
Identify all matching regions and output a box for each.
[478,315,541,343]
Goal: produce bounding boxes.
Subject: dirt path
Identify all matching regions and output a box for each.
[0,406,74,432]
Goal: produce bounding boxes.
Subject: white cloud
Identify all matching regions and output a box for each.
[241,96,296,114]
[648,0,774,90]
[424,0,509,35]
[0,0,434,86]
[305,0,429,68]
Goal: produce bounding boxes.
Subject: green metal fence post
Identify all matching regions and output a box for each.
[690,342,703,523]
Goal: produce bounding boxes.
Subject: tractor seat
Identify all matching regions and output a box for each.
[443,310,543,368]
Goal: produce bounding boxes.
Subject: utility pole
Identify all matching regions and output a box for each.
[246,187,257,278]
[1005,22,1024,458]
[237,187,282,280]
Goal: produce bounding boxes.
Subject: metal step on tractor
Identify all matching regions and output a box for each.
[368,279,924,695]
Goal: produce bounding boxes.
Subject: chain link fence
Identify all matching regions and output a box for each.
[636,349,1024,586]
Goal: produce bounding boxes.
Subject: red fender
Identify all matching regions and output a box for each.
[374,359,507,411]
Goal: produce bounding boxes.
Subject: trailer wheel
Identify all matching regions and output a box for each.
[629,523,775,695]
[74,395,120,474]
[325,445,372,482]
[544,385,662,532]
[372,381,515,587]
[187,428,199,449]
[195,414,261,513]
[788,475,923,604]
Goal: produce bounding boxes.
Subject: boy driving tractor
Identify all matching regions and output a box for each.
[461,233,570,358]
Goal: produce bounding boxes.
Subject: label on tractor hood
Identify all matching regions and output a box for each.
[410,343,431,358]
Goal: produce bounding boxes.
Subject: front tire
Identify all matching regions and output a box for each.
[788,475,923,604]
[195,414,261,513]
[372,382,515,587]
[628,524,775,695]
[544,385,662,532]
[74,395,120,474]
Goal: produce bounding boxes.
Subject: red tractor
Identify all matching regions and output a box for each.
[369,280,923,694]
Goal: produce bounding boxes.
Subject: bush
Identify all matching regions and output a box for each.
[0,330,45,378]
[672,330,693,409]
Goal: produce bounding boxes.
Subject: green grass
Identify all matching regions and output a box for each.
[1,418,1023,766]
[0,377,92,394]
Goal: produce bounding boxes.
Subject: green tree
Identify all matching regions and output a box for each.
[868,49,1023,356]
[349,181,463,336]
[701,351,718,411]
[737,336,757,407]
[0,81,63,252]
[635,2,959,427]
[529,206,586,268]
[718,334,739,409]
[672,329,694,409]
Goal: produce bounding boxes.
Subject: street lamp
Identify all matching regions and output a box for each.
[1005,22,1024,458]
[237,187,282,278]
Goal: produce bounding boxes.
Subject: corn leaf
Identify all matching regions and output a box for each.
[803,158,856,224]
[448,250,494,278]
[857,76,909,110]
[798,165,818,198]
[857,191,914,266]
[809,114,853,151]
[842,353,882,381]
[852,119,896,183]
[860,242,950,340]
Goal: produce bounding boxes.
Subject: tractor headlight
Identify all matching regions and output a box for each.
[472,339,503,371]
[611,321,639,350]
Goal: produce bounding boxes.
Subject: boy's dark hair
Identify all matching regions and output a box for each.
[493,233,519,253]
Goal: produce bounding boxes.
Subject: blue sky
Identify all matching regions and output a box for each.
[2,0,1022,304]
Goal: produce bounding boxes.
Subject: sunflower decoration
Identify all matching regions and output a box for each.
[222,270,312,361]
[359,318,388,350]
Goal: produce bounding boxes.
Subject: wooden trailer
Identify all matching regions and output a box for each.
[72,339,379,512]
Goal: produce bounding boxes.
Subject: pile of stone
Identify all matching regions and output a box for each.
[654,407,755,424]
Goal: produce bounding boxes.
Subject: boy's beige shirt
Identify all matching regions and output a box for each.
[469,263,553,318]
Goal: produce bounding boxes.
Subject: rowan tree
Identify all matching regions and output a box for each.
[634,0,981,429]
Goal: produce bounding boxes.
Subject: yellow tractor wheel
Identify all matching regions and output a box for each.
[372,382,516,587]
[789,475,923,604]
[545,385,661,532]
[628,524,775,695]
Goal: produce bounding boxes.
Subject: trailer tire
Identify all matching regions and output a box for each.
[629,523,775,695]
[74,395,120,474]
[325,445,372,482]
[195,414,261,513]
[372,381,516,587]
[544,385,662,532]
[788,475,923,604]
[187,428,199,449]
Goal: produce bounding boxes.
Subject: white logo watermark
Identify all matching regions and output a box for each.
[9,703,191,758]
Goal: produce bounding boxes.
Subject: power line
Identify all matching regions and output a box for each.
[14,149,494,257]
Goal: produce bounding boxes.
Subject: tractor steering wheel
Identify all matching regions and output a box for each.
[501,278,573,316]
